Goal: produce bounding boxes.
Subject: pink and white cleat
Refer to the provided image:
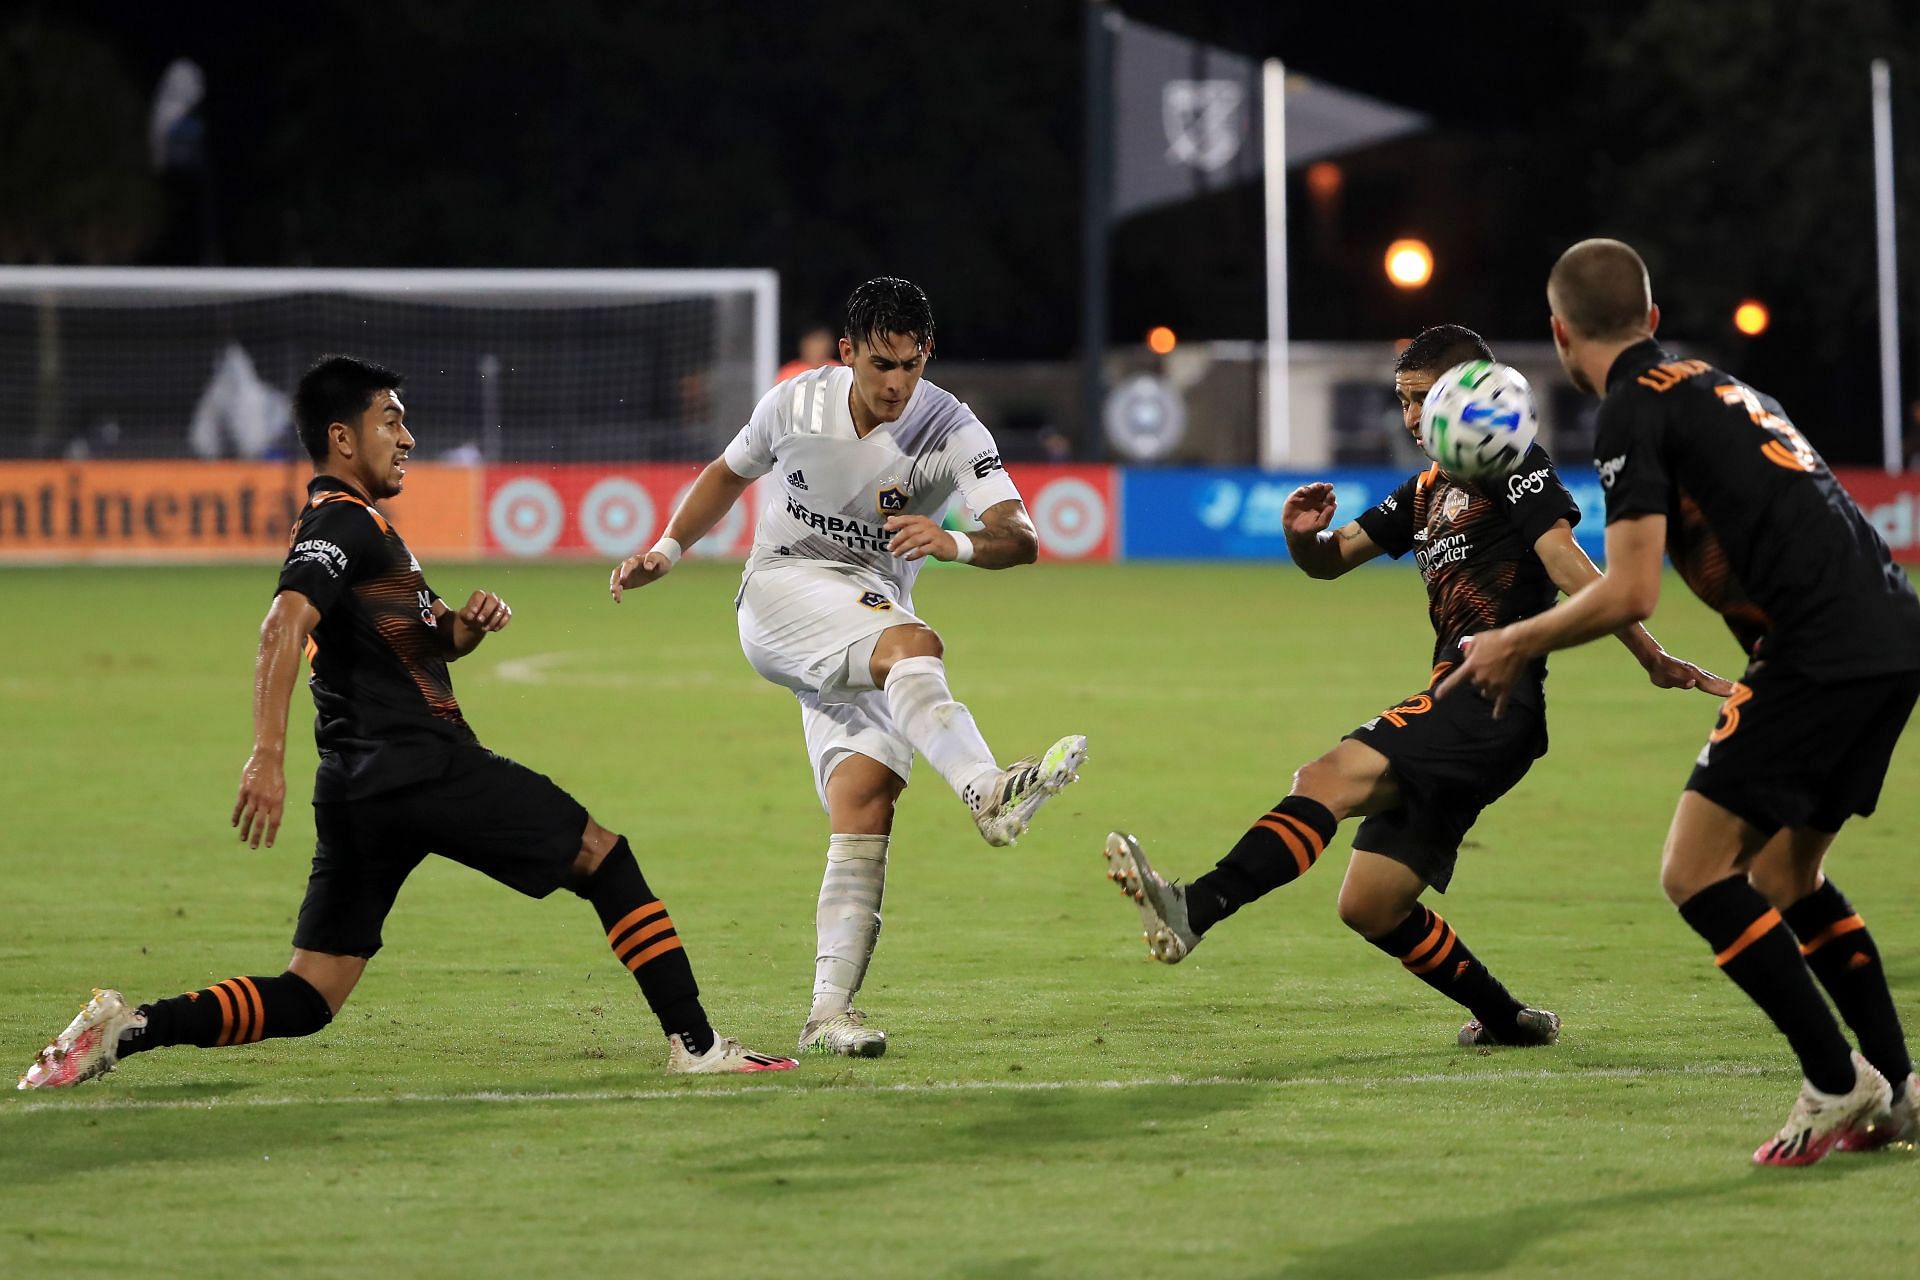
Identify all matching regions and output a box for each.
[18,989,145,1090]
[1838,1071,1919,1153]
[667,1033,798,1075]
[1752,1052,1891,1167]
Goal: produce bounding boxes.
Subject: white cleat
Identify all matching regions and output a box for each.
[1752,1052,1891,1167]
[1839,1071,1920,1153]
[667,1033,799,1075]
[1103,831,1200,964]
[974,735,1088,847]
[19,989,144,1090]
[797,1007,888,1058]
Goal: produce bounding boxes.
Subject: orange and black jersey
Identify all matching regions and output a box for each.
[277,476,476,802]
[1356,444,1580,681]
[1595,340,1920,680]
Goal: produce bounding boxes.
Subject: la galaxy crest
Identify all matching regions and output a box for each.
[875,476,909,517]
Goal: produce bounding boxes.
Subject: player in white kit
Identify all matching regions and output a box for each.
[609,278,1088,1058]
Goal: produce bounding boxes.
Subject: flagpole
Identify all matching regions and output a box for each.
[1081,0,1116,458]
[1262,58,1289,467]
[1872,58,1901,474]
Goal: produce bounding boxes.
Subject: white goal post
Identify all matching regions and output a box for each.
[0,267,778,464]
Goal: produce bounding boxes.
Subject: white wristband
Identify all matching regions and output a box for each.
[948,529,974,564]
[650,536,683,565]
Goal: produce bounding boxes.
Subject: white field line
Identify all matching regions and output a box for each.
[9,1062,1767,1117]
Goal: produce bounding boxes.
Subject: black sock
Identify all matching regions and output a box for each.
[1679,875,1855,1094]
[578,836,713,1055]
[1367,905,1526,1032]
[1187,796,1338,935]
[1784,879,1912,1086]
[122,972,333,1055]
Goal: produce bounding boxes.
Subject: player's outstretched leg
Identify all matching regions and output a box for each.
[800,833,889,1058]
[20,973,337,1090]
[576,834,797,1074]
[879,652,1085,846]
[1104,797,1339,963]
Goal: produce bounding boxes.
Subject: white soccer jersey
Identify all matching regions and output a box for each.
[722,364,1022,600]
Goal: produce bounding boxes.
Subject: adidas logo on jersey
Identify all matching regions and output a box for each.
[786,469,808,490]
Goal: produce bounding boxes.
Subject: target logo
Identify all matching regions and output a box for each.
[1023,471,1113,560]
[580,478,658,557]
[483,465,760,559]
[488,478,565,556]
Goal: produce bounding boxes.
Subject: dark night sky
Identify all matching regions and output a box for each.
[12,0,1920,461]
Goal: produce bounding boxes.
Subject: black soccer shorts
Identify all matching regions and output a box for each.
[293,745,591,958]
[1686,662,1920,836]
[1343,673,1548,892]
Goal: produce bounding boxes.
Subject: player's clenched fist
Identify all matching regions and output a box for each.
[884,514,959,562]
[457,590,512,632]
[610,549,674,602]
[1284,482,1339,537]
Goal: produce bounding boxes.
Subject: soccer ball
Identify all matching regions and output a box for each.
[1419,360,1539,481]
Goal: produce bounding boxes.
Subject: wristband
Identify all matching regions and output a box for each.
[948,529,975,564]
[650,536,683,565]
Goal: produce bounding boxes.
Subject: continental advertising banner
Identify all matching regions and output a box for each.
[0,462,478,562]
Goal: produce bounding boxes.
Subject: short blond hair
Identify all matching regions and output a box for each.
[1548,238,1653,341]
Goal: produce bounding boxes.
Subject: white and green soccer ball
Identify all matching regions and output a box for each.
[1419,359,1539,481]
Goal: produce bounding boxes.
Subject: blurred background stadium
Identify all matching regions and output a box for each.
[4,0,1919,570]
[6,4,1920,1276]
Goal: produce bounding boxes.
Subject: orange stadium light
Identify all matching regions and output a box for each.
[1385,239,1433,289]
[1734,299,1770,336]
[1146,325,1178,355]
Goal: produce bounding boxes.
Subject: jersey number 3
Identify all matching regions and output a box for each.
[1715,383,1818,473]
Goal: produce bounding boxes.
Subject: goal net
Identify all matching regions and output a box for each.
[0,268,777,463]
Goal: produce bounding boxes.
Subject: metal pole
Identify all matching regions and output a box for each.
[1262,58,1289,467]
[1873,58,1901,474]
[1080,0,1115,457]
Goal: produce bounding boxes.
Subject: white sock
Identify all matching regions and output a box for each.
[810,834,888,1022]
[883,655,1000,809]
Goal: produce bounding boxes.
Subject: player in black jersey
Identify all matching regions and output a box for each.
[1104,325,1726,1048]
[1448,239,1920,1164]
[20,355,796,1090]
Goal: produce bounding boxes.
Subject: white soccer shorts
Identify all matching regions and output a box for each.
[737,563,920,808]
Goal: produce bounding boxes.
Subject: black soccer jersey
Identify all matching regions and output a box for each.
[1594,340,1920,680]
[1356,444,1580,678]
[276,476,477,801]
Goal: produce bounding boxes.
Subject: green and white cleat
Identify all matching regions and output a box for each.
[797,1007,888,1058]
[19,988,144,1090]
[974,735,1088,847]
[1104,831,1201,964]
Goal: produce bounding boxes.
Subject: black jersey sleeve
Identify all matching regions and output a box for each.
[1492,445,1581,546]
[1354,474,1419,558]
[276,500,383,615]
[1593,394,1670,524]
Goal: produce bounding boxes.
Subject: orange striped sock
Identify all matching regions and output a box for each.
[1679,875,1854,1094]
[580,836,711,1053]
[123,972,331,1055]
[1188,796,1337,933]
[1367,905,1524,1031]
[1784,880,1911,1086]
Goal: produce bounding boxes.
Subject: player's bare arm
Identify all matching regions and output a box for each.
[1441,515,1670,714]
[885,498,1036,568]
[1531,521,1730,695]
[609,456,755,601]
[1283,482,1383,579]
[233,589,321,850]
[431,591,512,658]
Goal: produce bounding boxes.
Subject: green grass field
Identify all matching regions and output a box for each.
[3,560,1916,1278]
